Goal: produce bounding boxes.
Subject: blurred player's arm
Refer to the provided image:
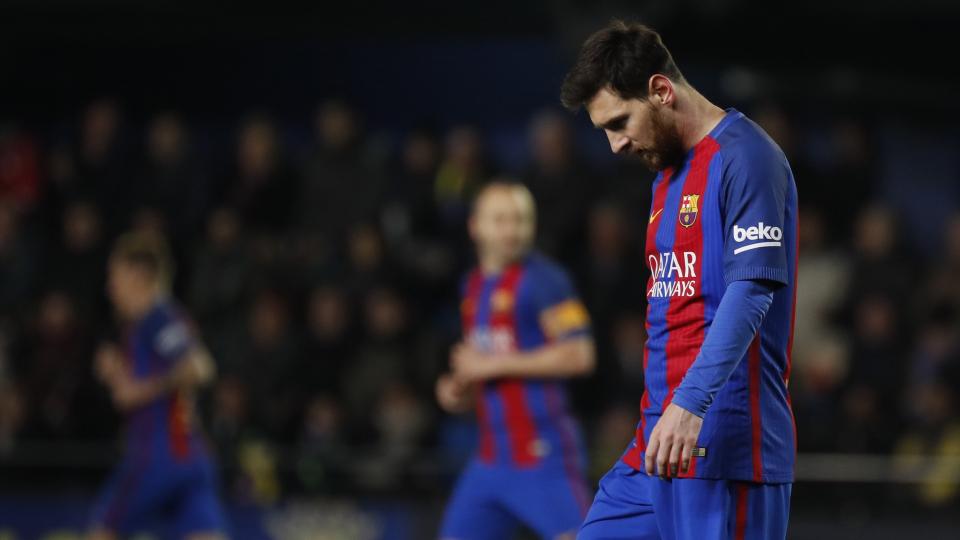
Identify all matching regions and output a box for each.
[435,372,476,414]
[96,343,216,411]
[452,336,595,382]
[173,345,217,387]
[452,298,595,381]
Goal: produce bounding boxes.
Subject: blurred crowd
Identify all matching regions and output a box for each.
[0,97,958,508]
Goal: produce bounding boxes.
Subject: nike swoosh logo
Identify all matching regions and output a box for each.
[649,208,664,224]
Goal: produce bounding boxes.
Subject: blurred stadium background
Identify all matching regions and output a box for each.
[2,0,960,538]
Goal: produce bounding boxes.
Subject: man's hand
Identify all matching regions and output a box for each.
[450,343,502,383]
[170,348,216,388]
[95,343,125,385]
[110,374,158,411]
[645,402,704,478]
[436,373,474,414]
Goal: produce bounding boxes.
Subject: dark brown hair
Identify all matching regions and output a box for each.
[560,20,684,111]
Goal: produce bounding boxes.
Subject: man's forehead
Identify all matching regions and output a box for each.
[476,186,533,215]
[586,89,629,126]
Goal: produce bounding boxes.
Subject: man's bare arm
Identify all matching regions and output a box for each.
[109,346,216,411]
[436,372,476,414]
[451,337,595,383]
[173,346,216,388]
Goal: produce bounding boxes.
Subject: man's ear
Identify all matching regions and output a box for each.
[647,74,675,106]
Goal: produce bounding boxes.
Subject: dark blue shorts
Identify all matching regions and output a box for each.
[90,454,226,537]
[440,459,590,539]
[579,459,791,540]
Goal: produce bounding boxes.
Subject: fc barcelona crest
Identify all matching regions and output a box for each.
[679,194,700,228]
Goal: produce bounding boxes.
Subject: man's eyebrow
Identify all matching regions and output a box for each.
[595,114,627,130]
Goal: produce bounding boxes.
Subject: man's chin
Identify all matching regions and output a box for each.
[641,152,686,173]
[502,247,532,263]
[639,153,664,172]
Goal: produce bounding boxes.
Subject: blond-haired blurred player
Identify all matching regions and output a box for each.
[437,182,595,540]
[89,233,226,540]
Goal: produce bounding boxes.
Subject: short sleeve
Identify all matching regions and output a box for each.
[152,314,194,368]
[720,144,790,286]
[531,264,591,341]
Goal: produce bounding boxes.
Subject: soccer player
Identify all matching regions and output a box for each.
[561,21,798,540]
[436,182,596,540]
[89,233,227,540]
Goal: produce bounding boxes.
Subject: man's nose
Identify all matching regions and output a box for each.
[607,131,630,154]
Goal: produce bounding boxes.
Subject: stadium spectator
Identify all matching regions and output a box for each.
[9,291,96,440]
[894,379,960,507]
[296,394,349,493]
[223,114,298,234]
[189,207,253,365]
[136,112,208,250]
[341,287,414,429]
[792,206,850,364]
[73,99,132,235]
[577,200,646,320]
[523,109,592,261]
[237,289,302,441]
[434,126,489,231]
[0,201,38,320]
[837,294,905,453]
[44,201,107,319]
[298,100,382,242]
[299,285,356,400]
[0,124,42,210]
[358,381,430,492]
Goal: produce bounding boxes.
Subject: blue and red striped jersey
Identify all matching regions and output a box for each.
[461,252,591,469]
[621,109,798,483]
[123,300,203,461]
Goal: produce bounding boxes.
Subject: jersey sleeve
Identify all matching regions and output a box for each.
[151,311,195,370]
[531,264,591,342]
[720,143,790,286]
[672,279,776,417]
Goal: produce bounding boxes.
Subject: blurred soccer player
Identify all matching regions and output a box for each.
[89,233,226,540]
[436,182,595,540]
[562,21,798,540]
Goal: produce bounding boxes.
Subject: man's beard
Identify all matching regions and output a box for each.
[637,108,687,172]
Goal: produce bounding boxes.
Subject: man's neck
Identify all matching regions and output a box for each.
[128,291,162,321]
[479,253,522,276]
[676,86,727,152]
